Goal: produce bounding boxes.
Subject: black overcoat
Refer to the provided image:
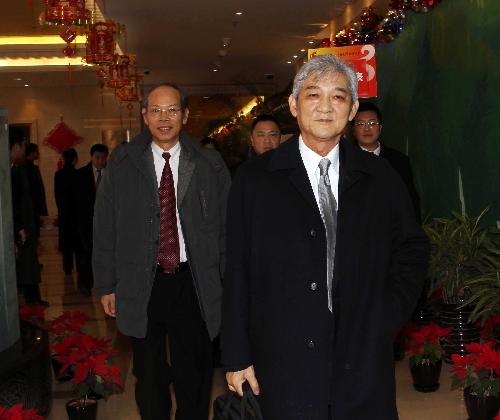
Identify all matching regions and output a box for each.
[221,136,429,420]
[54,164,77,251]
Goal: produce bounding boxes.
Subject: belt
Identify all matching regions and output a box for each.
[156,261,189,275]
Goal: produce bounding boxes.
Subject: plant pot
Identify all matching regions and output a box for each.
[51,357,73,383]
[65,398,98,420]
[463,387,500,420]
[438,302,480,363]
[409,359,442,392]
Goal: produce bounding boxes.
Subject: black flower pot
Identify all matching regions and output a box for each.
[65,398,98,420]
[438,302,481,363]
[463,387,500,420]
[51,357,73,383]
[409,359,442,392]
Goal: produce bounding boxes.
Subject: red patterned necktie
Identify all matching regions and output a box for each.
[158,152,180,272]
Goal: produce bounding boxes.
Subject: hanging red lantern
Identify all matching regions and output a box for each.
[63,44,77,57]
[44,0,91,26]
[107,54,136,89]
[115,73,143,103]
[85,21,117,65]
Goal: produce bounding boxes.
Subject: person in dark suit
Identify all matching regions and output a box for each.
[74,143,108,295]
[93,84,231,420]
[352,101,421,223]
[9,134,46,306]
[222,54,429,419]
[24,143,48,238]
[54,148,78,275]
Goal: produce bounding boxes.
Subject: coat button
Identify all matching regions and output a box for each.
[310,282,317,291]
[308,340,315,349]
[310,228,316,237]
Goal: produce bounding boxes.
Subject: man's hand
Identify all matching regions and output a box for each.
[226,365,260,397]
[100,293,116,317]
[18,229,26,244]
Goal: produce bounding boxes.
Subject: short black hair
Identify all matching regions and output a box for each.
[25,142,38,156]
[9,132,25,150]
[356,102,382,124]
[62,148,78,164]
[251,114,281,132]
[142,83,188,110]
[90,144,109,156]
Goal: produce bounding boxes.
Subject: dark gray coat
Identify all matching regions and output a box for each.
[93,131,231,339]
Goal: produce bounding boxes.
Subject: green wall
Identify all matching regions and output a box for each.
[375,0,500,225]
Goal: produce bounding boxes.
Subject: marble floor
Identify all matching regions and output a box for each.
[34,227,469,419]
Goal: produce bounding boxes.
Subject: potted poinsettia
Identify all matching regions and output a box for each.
[451,342,500,420]
[48,311,90,382]
[18,304,47,327]
[55,333,123,420]
[0,404,44,419]
[404,322,452,392]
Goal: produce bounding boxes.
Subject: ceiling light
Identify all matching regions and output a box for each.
[308,41,314,44]
[287,61,292,64]
[300,49,306,52]
[24,84,29,87]
[235,11,243,15]
[213,69,218,72]
[0,35,86,45]
[293,55,298,58]
[203,96,210,99]
[13,77,22,81]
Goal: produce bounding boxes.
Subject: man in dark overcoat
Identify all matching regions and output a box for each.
[93,84,231,420]
[222,54,429,419]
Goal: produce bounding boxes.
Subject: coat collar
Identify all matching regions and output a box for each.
[126,130,196,208]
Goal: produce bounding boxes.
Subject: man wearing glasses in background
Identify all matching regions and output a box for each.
[352,101,421,223]
[93,83,231,420]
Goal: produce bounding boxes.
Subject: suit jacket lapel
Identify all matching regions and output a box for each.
[177,135,196,207]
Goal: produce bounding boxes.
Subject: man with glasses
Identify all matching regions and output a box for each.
[93,83,231,420]
[352,101,421,223]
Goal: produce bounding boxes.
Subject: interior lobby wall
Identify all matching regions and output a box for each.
[0,82,141,217]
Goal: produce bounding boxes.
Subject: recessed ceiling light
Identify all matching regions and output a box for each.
[203,96,210,99]
[235,11,243,15]
[13,77,22,81]
[24,84,29,87]
[293,55,298,58]
[300,49,306,52]
[308,41,314,44]
[287,61,292,64]
[213,69,218,72]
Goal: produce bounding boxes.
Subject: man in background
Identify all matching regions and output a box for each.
[54,148,78,275]
[74,143,108,295]
[352,102,421,223]
[249,114,282,156]
[24,143,48,238]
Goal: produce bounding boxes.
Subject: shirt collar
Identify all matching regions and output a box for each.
[299,135,340,173]
[151,140,181,159]
[360,141,381,156]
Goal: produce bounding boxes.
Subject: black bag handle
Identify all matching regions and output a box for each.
[240,382,264,420]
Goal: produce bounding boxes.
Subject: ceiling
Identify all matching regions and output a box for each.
[0,0,358,95]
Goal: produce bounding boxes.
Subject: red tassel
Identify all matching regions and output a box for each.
[67,63,73,84]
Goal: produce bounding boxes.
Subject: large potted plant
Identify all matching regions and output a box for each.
[451,342,500,420]
[425,208,500,360]
[464,272,500,326]
[404,322,451,392]
[55,333,123,420]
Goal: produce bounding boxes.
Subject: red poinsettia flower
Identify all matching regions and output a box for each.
[480,314,500,341]
[0,403,44,420]
[451,353,475,380]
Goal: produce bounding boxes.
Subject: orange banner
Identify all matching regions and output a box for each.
[308,45,377,98]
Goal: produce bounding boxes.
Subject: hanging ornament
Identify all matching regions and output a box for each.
[43,116,83,153]
[376,9,406,42]
[321,38,331,48]
[115,73,143,103]
[60,27,77,43]
[107,54,136,89]
[44,0,91,26]
[62,44,77,57]
[85,20,117,65]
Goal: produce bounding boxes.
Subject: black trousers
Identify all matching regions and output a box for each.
[131,267,213,420]
[75,239,93,289]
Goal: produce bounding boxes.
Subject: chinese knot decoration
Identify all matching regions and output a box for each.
[85,21,117,65]
[43,117,83,154]
[44,0,91,26]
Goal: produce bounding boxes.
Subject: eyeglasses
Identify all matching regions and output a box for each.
[148,106,182,118]
[354,120,380,128]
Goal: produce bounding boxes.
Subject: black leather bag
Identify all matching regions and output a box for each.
[213,383,264,420]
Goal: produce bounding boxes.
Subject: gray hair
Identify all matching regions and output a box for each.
[292,54,358,104]
[142,83,189,110]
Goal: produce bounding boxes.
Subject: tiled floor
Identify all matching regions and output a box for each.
[36,228,469,419]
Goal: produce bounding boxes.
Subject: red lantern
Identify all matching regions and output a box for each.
[85,21,117,65]
[115,74,143,103]
[107,54,136,89]
[44,0,90,26]
[63,44,76,57]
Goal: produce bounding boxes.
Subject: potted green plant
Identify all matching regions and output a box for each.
[425,208,500,360]
[404,322,451,392]
[464,272,500,326]
[451,342,500,420]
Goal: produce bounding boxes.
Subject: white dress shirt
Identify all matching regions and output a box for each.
[151,140,187,263]
[360,141,381,156]
[92,165,104,183]
[299,135,340,210]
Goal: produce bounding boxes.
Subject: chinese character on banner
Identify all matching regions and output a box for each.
[308,45,377,98]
